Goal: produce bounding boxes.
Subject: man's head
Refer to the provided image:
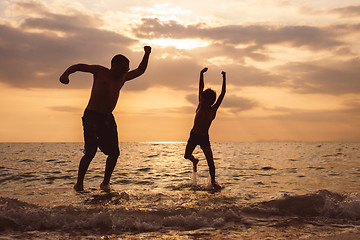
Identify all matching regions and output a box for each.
[202,88,216,106]
[111,54,130,76]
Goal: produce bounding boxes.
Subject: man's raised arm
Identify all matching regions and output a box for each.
[59,64,99,85]
[213,71,226,110]
[126,46,151,81]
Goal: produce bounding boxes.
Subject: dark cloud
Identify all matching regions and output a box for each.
[16,0,104,31]
[222,95,259,113]
[277,58,360,95]
[330,5,360,18]
[268,107,360,123]
[133,18,344,50]
[0,1,134,89]
[1,1,359,98]
[129,18,360,95]
[342,99,360,110]
[123,45,282,91]
[222,64,283,87]
[123,45,284,92]
[124,53,203,91]
[8,0,49,15]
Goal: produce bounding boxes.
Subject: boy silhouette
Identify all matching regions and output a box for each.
[60,46,151,192]
[184,67,226,190]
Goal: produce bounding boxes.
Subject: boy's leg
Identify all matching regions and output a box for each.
[202,146,221,190]
[202,146,215,182]
[184,143,199,172]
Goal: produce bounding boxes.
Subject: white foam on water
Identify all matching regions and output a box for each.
[1,190,359,234]
[190,171,198,186]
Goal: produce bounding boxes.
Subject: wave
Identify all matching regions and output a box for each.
[245,190,360,219]
[0,190,359,233]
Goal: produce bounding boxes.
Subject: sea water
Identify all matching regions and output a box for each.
[0,142,359,239]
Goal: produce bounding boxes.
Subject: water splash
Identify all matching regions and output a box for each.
[191,171,198,186]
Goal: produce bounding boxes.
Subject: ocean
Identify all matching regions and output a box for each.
[0,142,359,239]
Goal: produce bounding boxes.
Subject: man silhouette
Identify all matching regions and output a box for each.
[60,46,151,191]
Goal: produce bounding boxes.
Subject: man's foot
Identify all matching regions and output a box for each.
[74,183,84,192]
[191,158,199,172]
[211,181,222,191]
[100,182,111,192]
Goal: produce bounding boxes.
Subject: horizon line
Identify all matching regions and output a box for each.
[1,140,359,144]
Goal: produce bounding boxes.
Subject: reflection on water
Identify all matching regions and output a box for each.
[1,142,359,205]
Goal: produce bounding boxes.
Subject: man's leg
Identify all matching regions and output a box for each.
[77,109,97,191]
[74,151,96,191]
[99,113,120,191]
[100,151,119,191]
[184,143,199,172]
[202,146,221,190]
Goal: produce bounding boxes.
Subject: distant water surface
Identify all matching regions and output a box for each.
[0,142,359,239]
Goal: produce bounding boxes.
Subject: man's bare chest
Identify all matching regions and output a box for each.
[94,78,124,93]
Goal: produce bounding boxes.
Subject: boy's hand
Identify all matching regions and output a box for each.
[221,71,226,78]
[201,67,208,73]
[59,74,69,84]
[144,46,151,54]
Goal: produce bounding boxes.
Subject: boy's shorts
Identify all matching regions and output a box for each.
[187,130,211,149]
[82,109,119,156]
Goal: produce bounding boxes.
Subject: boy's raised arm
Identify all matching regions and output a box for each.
[126,46,151,81]
[199,67,208,101]
[213,71,226,110]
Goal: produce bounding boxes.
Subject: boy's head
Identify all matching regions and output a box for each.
[202,88,216,106]
[111,54,130,75]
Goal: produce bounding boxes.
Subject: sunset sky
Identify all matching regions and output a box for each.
[0,0,359,142]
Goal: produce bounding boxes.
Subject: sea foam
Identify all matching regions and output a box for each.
[1,190,359,233]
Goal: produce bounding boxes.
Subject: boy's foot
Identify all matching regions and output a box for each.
[100,182,111,192]
[192,158,199,172]
[211,181,222,191]
[74,183,84,192]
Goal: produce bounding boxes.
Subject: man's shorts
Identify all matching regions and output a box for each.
[187,130,211,149]
[82,109,119,156]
